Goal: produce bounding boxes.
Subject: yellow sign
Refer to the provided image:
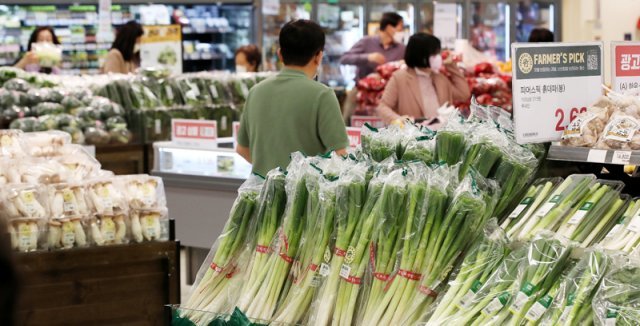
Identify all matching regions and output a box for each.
[141,25,181,44]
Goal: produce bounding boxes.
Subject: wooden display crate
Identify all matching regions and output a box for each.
[15,240,180,325]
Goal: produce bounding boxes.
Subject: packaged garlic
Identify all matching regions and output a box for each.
[129,208,169,243]
[561,106,610,147]
[0,130,27,158]
[22,131,71,157]
[595,113,640,150]
[89,214,129,246]
[1,184,49,252]
[119,174,167,210]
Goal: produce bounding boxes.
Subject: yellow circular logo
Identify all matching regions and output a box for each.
[519,52,534,74]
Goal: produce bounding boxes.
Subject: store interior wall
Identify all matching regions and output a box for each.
[562,0,640,83]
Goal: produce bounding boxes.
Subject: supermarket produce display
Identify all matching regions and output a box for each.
[0,129,170,252]
[0,67,269,145]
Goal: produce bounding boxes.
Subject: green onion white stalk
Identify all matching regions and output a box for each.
[602,198,640,253]
[501,178,562,238]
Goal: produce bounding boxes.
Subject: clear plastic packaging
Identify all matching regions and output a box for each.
[22,130,71,157]
[2,184,49,252]
[435,112,468,166]
[593,255,640,326]
[0,130,26,158]
[458,121,509,178]
[602,197,640,253]
[14,158,68,185]
[119,174,167,210]
[84,178,128,216]
[46,182,91,249]
[561,106,610,148]
[595,112,640,150]
[360,123,399,162]
[88,213,129,246]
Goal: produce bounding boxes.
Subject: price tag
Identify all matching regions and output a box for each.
[172,119,218,149]
[535,195,561,218]
[525,302,548,322]
[339,264,351,279]
[346,127,361,147]
[509,197,534,218]
[611,42,640,93]
[587,149,607,163]
[568,201,594,225]
[62,222,75,247]
[512,42,604,143]
[482,295,507,316]
[319,263,331,277]
[102,218,116,241]
[612,151,632,165]
[350,116,385,128]
[21,191,37,216]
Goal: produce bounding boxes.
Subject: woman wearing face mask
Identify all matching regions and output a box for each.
[15,26,62,74]
[101,21,144,74]
[234,45,262,73]
[376,33,470,127]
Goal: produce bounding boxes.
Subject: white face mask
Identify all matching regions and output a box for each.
[236,65,247,73]
[393,31,405,44]
[133,43,141,54]
[429,54,443,72]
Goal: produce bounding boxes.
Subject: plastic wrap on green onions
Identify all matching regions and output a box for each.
[435,113,468,166]
[501,178,563,238]
[425,219,510,325]
[458,122,509,179]
[593,256,640,326]
[181,174,263,319]
[514,174,596,241]
[491,143,538,218]
[308,164,378,326]
[555,180,626,247]
[542,248,611,326]
[331,167,408,326]
[602,197,640,253]
[238,153,311,320]
[401,135,436,165]
[360,123,397,162]
[400,169,490,326]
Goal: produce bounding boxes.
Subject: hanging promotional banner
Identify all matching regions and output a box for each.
[512,42,604,144]
[611,42,640,94]
[140,25,182,74]
[433,3,457,49]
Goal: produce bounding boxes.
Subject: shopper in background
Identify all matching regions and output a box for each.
[237,20,349,176]
[528,28,554,42]
[101,21,144,74]
[14,26,61,74]
[235,45,262,73]
[339,12,406,122]
[376,33,470,126]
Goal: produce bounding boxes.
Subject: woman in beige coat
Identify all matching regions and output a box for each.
[101,21,144,74]
[376,33,470,125]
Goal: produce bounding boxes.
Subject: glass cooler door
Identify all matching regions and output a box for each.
[317,1,364,87]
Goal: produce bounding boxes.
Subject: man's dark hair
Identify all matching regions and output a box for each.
[27,26,60,51]
[380,12,403,31]
[528,28,554,42]
[405,33,441,68]
[111,20,144,62]
[279,20,325,66]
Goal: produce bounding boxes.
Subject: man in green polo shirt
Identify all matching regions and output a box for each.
[237,20,349,175]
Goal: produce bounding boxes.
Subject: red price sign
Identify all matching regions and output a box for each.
[350,116,385,128]
[554,107,587,131]
[612,42,640,93]
[172,119,217,148]
[346,127,361,147]
[232,121,241,146]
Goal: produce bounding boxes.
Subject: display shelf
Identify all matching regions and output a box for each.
[547,144,640,165]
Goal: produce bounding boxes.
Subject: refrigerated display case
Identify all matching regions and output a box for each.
[262,2,312,72]
[317,2,364,87]
[469,1,509,61]
[515,0,556,42]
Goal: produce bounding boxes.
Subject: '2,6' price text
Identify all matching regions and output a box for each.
[555,107,587,131]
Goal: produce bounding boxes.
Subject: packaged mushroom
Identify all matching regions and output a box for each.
[0,130,26,158]
[22,130,71,157]
[119,175,168,243]
[595,112,640,150]
[89,214,129,246]
[15,158,68,185]
[129,208,169,243]
[46,183,90,249]
[85,179,129,246]
[54,146,101,182]
[1,184,49,252]
[561,106,610,147]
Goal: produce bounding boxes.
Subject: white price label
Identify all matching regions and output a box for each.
[62,230,75,247]
[612,151,632,165]
[568,207,590,225]
[509,204,528,219]
[482,297,505,316]
[525,302,548,322]
[457,290,476,309]
[535,202,557,218]
[63,202,76,213]
[510,292,530,314]
[627,213,640,233]
[339,264,351,279]
[605,318,617,326]
[319,263,330,277]
[559,305,572,323]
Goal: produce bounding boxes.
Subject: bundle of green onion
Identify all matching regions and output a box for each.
[602,198,640,253]
[182,175,263,320]
[400,136,435,164]
[593,257,640,326]
[501,178,562,238]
